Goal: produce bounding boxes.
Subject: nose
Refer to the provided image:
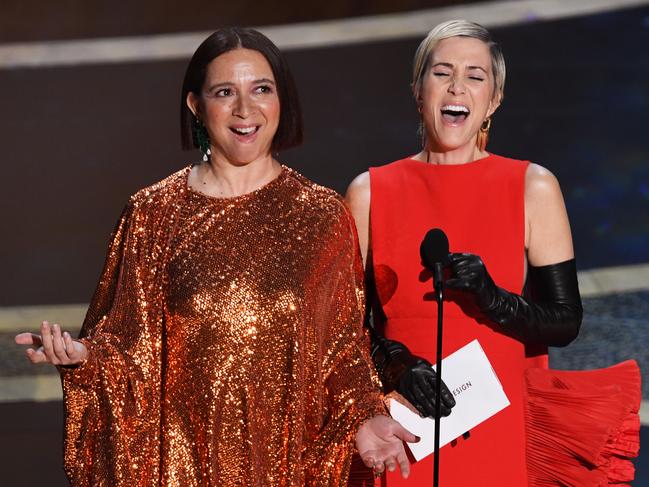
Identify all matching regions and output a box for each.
[447,76,466,95]
[233,93,255,118]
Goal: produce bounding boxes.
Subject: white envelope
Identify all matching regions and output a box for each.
[389,339,510,461]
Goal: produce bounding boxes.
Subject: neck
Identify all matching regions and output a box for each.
[196,154,281,198]
[414,141,489,165]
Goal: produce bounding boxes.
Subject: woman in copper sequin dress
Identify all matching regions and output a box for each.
[15,28,416,486]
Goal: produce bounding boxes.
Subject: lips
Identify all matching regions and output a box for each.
[440,104,470,125]
[230,125,260,137]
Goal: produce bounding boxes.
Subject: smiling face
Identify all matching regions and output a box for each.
[419,36,500,155]
[187,48,280,166]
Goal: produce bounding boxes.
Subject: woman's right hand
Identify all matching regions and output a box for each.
[15,321,88,366]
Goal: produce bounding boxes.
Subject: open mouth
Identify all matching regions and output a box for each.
[440,105,470,124]
[230,126,259,137]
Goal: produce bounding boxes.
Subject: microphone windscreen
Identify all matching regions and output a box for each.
[420,228,449,269]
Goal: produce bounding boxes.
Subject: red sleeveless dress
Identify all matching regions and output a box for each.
[366,154,640,486]
[369,154,542,486]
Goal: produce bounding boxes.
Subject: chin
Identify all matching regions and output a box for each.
[224,149,267,166]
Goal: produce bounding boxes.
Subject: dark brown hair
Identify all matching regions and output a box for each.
[180,27,303,152]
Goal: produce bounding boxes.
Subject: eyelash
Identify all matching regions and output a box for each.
[432,72,484,82]
[213,85,273,97]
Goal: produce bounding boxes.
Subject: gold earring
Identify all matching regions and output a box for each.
[480,117,492,132]
[477,117,492,151]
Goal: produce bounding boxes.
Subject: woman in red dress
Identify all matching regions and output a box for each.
[346,20,638,486]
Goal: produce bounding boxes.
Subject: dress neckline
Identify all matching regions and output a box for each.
[184,164,289,203]
[404,153,494,169]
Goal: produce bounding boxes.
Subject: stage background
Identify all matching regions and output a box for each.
[1,1,647,485]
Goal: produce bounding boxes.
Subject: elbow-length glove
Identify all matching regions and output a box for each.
[446,253,582,347]
[370,331,456,417]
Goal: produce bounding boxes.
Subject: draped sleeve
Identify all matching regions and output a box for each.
[303,199,386,485]
[60,183,181,486]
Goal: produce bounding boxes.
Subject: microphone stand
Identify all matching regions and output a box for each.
[433,262,444,487]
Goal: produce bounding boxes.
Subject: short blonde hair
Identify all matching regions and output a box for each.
[412,20,506,102]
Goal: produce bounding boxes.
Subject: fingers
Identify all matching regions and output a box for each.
[40,321,57,363]
[360,453,375,469]
[413,379,437,417]
[15,331,48,364]
[63,332,81,362]
[403,382,434,418]
[446,253,481,284]
[25,347,48,364]
[424,374,456,414]
[390,423,418,444]
[440,380,457,409]
[51,324,70,363]
[360,452,384,476]
[396,450,411,479]
[16,322,82,366]
[448,252,472,264]
[38,321,79,365]
[14,332,43,346]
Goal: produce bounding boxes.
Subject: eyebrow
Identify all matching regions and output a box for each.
[431,62,488,74]
[205,78,276,91]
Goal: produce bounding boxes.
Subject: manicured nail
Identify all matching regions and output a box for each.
[415,436,421,442]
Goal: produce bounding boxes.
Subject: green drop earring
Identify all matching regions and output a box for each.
[192,116,212,161]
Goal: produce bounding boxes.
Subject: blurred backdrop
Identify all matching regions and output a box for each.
[1,0,648,485]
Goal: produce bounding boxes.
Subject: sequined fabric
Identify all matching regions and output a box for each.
[60,165,385,486]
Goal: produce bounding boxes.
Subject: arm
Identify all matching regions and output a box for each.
[344,171,371,268]
[345,174,455,417]
[445,164,582,347]
[305,200,415,481]
[16,197,172,485]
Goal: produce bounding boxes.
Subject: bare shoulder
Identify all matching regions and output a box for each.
[525,162,563,201]
[524,162,574,263]
[344,171,372,265]
[345,171,371,208]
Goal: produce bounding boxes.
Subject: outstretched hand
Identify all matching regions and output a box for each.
[15,321,88,366]
[355,415,416,479]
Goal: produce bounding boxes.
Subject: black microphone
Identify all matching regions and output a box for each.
[419,228,450,487]
[420,228,449,293]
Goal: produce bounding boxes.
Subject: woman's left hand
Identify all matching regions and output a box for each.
[355,415,416,478]
[446,252,499,310]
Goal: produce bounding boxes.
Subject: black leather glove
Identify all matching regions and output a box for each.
[445,253,582,347]
[370,333,456,417]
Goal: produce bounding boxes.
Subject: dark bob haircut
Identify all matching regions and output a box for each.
[180,27,303,153]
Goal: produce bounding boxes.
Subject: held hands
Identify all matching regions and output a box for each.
[355,415,417,478]
[15,321,88,366]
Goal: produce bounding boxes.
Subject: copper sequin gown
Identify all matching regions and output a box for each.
[60,165,385,487]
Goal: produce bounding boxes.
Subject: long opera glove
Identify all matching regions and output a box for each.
[446,254,582,347]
